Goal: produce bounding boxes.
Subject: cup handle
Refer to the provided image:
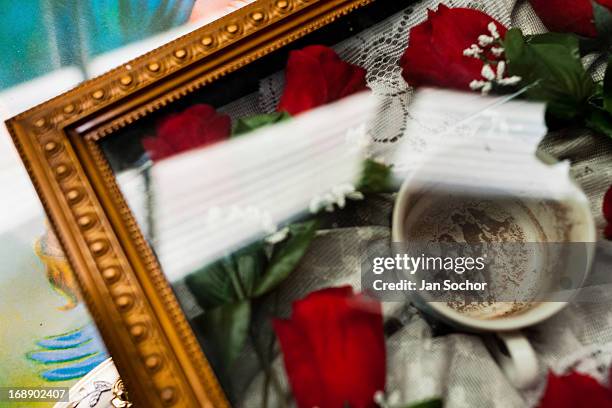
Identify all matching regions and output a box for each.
[488,331,539,389]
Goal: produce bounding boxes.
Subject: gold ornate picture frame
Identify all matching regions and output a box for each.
[3,1,382,406]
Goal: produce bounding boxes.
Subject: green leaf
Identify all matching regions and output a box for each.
[185,243,266,309]
[593,1,612,44]
[604,57,612,114]
[232,112,292,137]
[234,243,267,297]
[201,300,251,364]
[586,107,612,138]
[185,259,238,309]
[526,32,580,49]
[404,398,443,408]
[504,29,596,120]
[503,28,526,61]
[253,220,318,297]
[358,159,393,193]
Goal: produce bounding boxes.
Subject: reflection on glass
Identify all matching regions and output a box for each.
[99,7,403,401]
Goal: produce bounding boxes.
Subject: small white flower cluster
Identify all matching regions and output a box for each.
[345,123,371,151]
[264,227,290,244]
[309,183,364,213]
[373,390,401,408]
[470,60,521,94]
[463,22,521,95]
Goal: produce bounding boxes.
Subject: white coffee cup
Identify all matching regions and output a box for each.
[391,154,596,388]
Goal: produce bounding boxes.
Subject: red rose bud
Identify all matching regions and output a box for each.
[530,0,612,38]
[537,371,612,408]
[273,286,386,408]
[277,45,368,115]
[400,5,511,92]
[143,104,230,161]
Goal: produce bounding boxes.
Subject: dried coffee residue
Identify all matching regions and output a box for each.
[405,194,547,319]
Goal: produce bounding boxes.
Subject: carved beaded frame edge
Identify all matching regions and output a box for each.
[5,0,374,406]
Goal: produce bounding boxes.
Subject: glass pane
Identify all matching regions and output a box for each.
[99,2,411,403]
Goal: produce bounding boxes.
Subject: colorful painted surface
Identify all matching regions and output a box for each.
[0,218,108,408]
[0,0,195,89]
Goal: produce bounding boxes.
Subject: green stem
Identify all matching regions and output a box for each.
[262,364,270,408]
[227,265,247,301]
[262,292,281,408]
[228,267,284,406]
[250,324,287,408]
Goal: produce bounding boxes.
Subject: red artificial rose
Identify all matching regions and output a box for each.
[273,286,386,408]
[399,4,508,91]
[530,0,612,38]
[277,45,368,115]
[604,184,612,239]
[537,371,612,407]
[142,104,230,161]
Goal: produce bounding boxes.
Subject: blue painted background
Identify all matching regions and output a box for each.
[0,0,195,89]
